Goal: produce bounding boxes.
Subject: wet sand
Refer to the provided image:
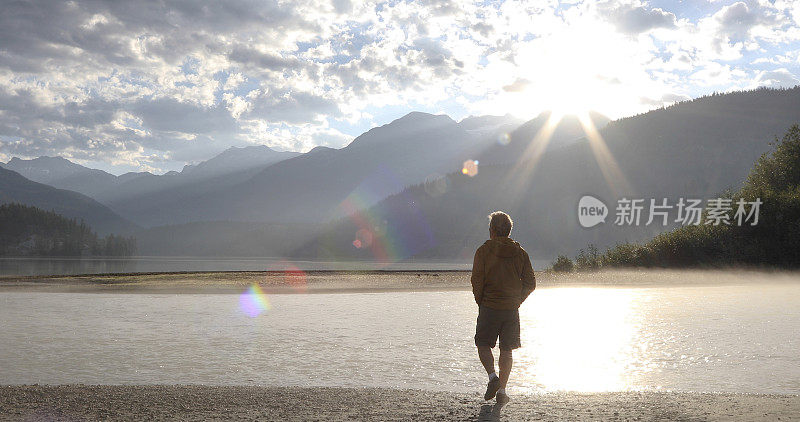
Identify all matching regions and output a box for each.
[0,270,469,294]
[1,268,798,293]
[1,385,798,421]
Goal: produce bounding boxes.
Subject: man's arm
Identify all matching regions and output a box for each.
[520,249,536,303]
[471,248,485,305]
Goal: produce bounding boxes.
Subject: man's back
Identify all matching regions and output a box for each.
[471,237,536,310]
[472,212,534,405]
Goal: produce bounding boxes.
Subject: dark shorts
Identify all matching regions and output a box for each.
[474,305,521,351]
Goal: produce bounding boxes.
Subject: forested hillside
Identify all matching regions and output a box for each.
[0,203,136,256]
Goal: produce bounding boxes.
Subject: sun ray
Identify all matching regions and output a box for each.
[500,111,563,200]
[578,113,634,198]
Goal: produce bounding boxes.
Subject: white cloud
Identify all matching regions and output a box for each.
[752,68,800,88]
[599,1,677,34]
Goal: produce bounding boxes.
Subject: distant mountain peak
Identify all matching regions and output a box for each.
[458,113,516,123]
[216,144,277,156]
[8,155,72,165]
[394,111,455,125]
[5,155,102,175]
[344,111,458,149]
[308,145,335,154]
[180,144,299,177]
[458,114,525,133]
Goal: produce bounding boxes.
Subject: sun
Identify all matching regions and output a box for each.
[534,84,596,121]
[492,14,644,121]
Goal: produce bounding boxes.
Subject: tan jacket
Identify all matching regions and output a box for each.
[471,237,536,310]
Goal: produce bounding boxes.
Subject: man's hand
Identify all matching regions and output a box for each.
[520,250,536,303]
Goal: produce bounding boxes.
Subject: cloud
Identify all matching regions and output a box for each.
[133,98,239,134]
[0,0,798,173]
[245,89,342,123]
[502,78,531,92]
[715,1,761,41]
[227,46,303,72]
[601,3,677,34]
[754,68,799,88]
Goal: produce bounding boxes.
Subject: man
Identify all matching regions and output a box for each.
[471,211,536,405]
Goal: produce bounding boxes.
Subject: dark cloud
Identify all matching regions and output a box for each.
[133,98,239,134]
[246,89,341,124]
[0,0,306,72]
[715,1,762,41]
[227,46,303,72]
[410,38,463,78]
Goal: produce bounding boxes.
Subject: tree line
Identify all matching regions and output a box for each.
[0,203,136,256]
[551,124,800,270]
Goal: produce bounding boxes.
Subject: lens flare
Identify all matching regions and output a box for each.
[333,163,434,264]
[339,190,434,264]
[497,132,511,146]
[279,262,307,293]
[355,228,374,248]
[462,159,479,177]
[239,284,270,317]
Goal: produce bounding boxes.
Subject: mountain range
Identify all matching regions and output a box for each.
[2,145,299,202]
[96,113,523,226]
[3,87,800,261]
[297,87,800,262]
[0,167,137,235]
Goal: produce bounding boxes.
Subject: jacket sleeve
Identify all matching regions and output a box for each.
[471,247,485,305]
[520,249,536,303]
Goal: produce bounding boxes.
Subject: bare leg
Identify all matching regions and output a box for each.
[498,349,513,389]
[477,346,495,375]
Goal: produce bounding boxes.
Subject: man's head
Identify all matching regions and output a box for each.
[488,211,513,238]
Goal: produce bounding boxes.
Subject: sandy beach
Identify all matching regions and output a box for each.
[2,268,798,293]
[0,385,798,421]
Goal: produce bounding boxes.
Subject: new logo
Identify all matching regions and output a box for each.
[578,195,608,228]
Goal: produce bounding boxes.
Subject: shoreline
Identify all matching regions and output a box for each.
[1,268,799,294]
[1,385,798,421]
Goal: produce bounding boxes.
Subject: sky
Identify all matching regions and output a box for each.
[0,0,799,174]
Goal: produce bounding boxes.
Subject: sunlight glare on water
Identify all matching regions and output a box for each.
[1,282,798,394]
[516,288,643,392]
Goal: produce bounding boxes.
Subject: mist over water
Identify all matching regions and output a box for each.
[1,273,798,394]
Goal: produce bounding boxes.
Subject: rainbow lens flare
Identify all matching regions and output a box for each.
[462,159,478,177]
[497,132,511,145]
[354,228,374,249]
[335,166,435,264]
[239,284,270,317]
[280,263,308,293]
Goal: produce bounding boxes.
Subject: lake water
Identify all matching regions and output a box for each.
[1,284,799,394]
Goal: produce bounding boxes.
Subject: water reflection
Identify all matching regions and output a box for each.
[516,288,649,392]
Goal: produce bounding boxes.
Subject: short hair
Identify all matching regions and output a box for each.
[488,211,513,237]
